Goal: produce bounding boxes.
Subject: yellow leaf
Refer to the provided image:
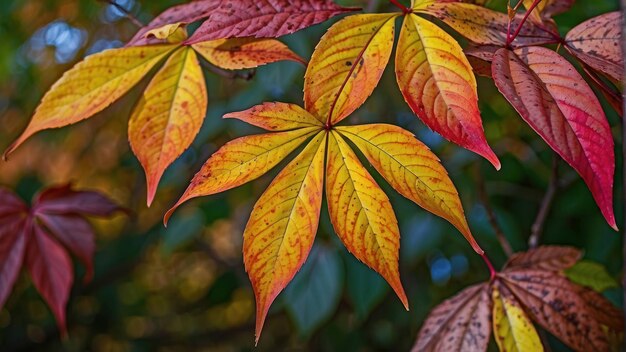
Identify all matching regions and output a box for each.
[5,45,177,157]
[244,131,326,343]
[326,131,408,309]
[492,284,543,352]
[224,102,323,131]
[336,124,482,254]
[145,23,188,43]
[192,38,305,70]
[304,13,397,125]
[129,47,207,206]
[165,127,320,223]
[396,14,500,169]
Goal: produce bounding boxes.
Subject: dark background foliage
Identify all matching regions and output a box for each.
[0,0,622,351]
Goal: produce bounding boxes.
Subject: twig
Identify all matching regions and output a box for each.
[97,0,144,27]
[529,154,559,249]
[476,166,514,257]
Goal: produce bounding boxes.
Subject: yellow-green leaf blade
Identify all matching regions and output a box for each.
[193,38,305,70]
[129,47,207,206]
[326,131,408,309]
[224,102,323,131]
[165,127,319,223]
[396,14,499,169]
[492,283,543,352]
[565,260,619,292]
[304,13,396,125]
[244,132,326,343]
[5,45,177,157]
[336,124,482,254]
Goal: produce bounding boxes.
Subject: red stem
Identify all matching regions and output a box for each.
[507,0,543,46]
[480,253,497,281]
[389,0,411,14]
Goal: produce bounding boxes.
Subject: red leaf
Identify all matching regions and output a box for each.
[127,0,220,46]
[0,185,123,336]
[25,226,73,336]
[38,214,96,283]
[492,47,616,229]
[565,12,623,82]
[186,0,358,44]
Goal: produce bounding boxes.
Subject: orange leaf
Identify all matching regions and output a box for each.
[304,13,397,125]
[193,38,306,70]
[244,132,326,343]
[395,14,500,169]
[336,124,482,254]
[325,131,408,309]
[4,45,176,158]
[165,127,319,223]
[129,47,207,206]
[224,102,324,130]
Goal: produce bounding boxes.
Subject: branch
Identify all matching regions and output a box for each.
[476,166,514,257]
[529,154,559,249]
[97,0,144,27]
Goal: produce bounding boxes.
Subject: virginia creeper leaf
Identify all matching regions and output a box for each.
[523,0,574,24]
[396,14,500,169]
[4,45,177,158]
[416,2,556,46]
[244,132,326,342]
[336,124,482,253]
[224,102,324,130]
[129,47,208,206]
[325,131,408,309]
[565,12,623,82]
[492,47,616,229]
[413,283,491,352]
[503,245,581,272]
[501,270,610,351]
[186,0,358,44]
[304,13,397,125]
[127,0,220,46]
[575,286,624,332]
[492,283,543,352]
[193,38,306,70]
[165,127,320,223]
[0,185,122,335]
[145,22,188,44]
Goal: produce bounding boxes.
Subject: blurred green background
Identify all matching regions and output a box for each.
[0,0,622,351]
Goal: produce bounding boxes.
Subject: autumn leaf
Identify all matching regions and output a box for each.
[304,13,397,125]
[193,38,306,70]
[0,185,123,335]
[6,21,306,205]
[129,47,207,206]
[492,282,543,352]
[305,10,499,167]
[186,0,359,44]
[414,246,624,352]
[396,13,500,169]
[4,44,177,158]
[565,12,623,82]
[167,98,482,341]
[491,46,616,229]
[522,0,574,25]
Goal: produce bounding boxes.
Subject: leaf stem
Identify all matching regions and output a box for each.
[389,0,412,14]
[529,154,559,249]
[97,0,144,27]
[480,252,497,281]
[506,0,543,46]
[476,166,514,257]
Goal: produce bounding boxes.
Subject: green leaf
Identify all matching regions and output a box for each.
[284,245,344,337]
[565,260,618,292]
